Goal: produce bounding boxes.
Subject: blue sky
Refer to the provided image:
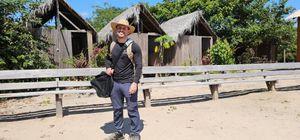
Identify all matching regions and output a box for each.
[65,0,163,19]
[65,0,300,19]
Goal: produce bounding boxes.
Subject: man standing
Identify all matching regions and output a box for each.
[105,19,142,140]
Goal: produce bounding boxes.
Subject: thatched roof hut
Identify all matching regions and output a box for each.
[287,10,300,62]
[31,0,97,40]
[30,0,98,68]
[161,10,217,43]
[98,4,165,43]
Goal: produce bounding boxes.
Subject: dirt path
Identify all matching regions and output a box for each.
[0,80,300,140]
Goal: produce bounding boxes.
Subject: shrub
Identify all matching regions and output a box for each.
[209,39,235,65]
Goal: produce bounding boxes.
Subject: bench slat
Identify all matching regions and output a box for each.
[0,81,57,90]
[141,76,300,89]
[141,70,300,83]
[142,63,300,74]
[1,63,300,80]
[0,89,96,98]
[0,68,105,80]
[58,81,91,87]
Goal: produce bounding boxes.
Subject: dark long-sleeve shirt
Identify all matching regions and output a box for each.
[105,40,143,83]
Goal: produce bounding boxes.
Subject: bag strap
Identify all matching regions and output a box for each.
[111,39,134,68]
[125,39,134,64]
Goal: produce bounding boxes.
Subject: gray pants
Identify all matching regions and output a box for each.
[110,81,141,134]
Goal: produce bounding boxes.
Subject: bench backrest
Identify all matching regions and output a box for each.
[1,63,300,98]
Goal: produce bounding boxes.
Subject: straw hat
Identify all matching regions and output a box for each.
[111,19,135,34]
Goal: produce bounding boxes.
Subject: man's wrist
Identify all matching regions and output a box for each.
[132,82,137,85]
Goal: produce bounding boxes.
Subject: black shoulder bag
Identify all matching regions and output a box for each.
[90,40,130,98]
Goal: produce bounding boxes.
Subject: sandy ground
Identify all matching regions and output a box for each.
[0,79,300,140]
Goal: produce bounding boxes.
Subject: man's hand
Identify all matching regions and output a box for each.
[129,82,138,94]
[106,68,114,76]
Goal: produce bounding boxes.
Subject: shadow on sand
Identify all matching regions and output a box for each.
[0,85,299,122]
[100,118,144,135]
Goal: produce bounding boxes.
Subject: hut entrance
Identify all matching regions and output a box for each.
[148,34,160,66]
[71,32,88,59]
[201,37,213,57]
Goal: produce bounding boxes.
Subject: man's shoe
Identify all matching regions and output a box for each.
[129,133,140,140]
[105,132,124,140]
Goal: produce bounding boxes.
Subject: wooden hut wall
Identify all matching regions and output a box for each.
[170,36,202,66]
[129,33,149,66]
[31,28,95,68]
[31,28,72,67]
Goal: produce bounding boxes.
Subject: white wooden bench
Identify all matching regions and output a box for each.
[140,63,300,107]
[1,63,300,118]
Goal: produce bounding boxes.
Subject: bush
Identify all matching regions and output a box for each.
[0,0,55,70]
[89,44,108,67]
[237,48,269,64]
[209,39,235,65]
[277,44,296,62]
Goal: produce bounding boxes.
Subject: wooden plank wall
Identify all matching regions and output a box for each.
[87,31,94,63]
[129,33,148,66]
[173,36,202,66]
[32,28,96,68]
[59,30,72,68]
[32,28,73,68]
[164,36,216,66]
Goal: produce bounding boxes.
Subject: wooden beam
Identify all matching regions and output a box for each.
[56,0,62,68]
[143,89,152,107]
[87,31,93,63]
[140,11,163,34]
[266,80,277,92]
[209,84,220,100]
[297,17,300,62]
[59,12,80,30]
[147,32,160,36]
[55,78,63,118]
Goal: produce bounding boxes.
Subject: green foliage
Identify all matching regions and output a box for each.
[64,53,89,68]
[277,44,297,62]
[90,45,108,67]
[89,3,124,31]
[237,48,269,64]
[150,0,296,62]
[0,0,54,70]
[209,39,235,65]
[154,35,174,50]
[154,35,175,65]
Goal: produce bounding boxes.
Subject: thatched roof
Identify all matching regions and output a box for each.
[161,10,217,43]
[286,10,300,19]
[31,0,97,40]
[98,4,165,43]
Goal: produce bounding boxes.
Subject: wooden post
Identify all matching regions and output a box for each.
[143,89,151,108]
[283,49,286,63]
[55,78,63,118]
[55,0,62,68]
[210,37,213,48]
[297,17,300,62]
[266,81,277,92]
[87,31,93,63]
[209,84,220,100]
[199,36,203,65]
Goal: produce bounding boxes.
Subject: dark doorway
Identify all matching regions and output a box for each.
[71,32,88,59]
[202,37,211,58]
[148,35,160,66]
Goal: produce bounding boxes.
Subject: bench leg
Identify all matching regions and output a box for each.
[55,94,63,118]
[266,81,277,92]
[143,89,152,108]
[209,84,220,100]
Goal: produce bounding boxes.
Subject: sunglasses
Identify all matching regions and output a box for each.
[116,25,130,31]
